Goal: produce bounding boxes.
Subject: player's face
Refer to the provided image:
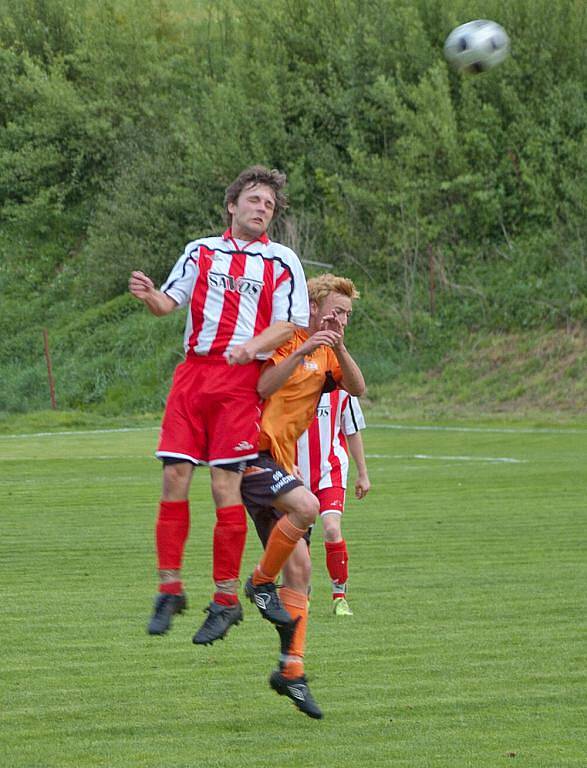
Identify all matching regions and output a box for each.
[228,183,276,240]
[311,292,353,331]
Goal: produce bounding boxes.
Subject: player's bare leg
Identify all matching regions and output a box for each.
[246,485,318,625]
[193,467,246,645]
[321,511,352,615]
[147,461,193,635]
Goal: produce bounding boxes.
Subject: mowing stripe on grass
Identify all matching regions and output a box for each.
[0,452,527,464]
[1,423,586,440]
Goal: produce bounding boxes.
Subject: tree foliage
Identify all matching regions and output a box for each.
[0,0,586,410]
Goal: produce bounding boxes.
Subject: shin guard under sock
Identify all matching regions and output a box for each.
[212,504,247,585]
[253,516,306,585]
[156,500,190,571]
[325,539,348,594]
[279,587,308,679]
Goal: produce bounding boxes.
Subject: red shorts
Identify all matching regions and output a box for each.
[156,355,262,465]
[316,486,345,515]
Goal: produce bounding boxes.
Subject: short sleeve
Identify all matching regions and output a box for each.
[161,241,200,308]
[342,396,366,436]
[269,336,298,366]
[270,248,309,327]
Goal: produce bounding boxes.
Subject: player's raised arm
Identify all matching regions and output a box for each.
[309,274,365,396]
[257,329,341,399]
[228,321,295,365]
[129,270,178,316]
[332,342,365,397]
[320,308,365,396]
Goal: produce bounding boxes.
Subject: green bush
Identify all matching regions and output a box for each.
[0,0,585,413]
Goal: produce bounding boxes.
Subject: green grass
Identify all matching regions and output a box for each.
[1,417,585,767]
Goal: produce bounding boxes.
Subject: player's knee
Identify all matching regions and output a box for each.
[321,512,342,541]
[210,467,242,507]
[297,492,319,528]
[162,461,192,499]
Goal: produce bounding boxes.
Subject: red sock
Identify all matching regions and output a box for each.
[213,592,240,607]
[213,505,247,584]
[156,500,190,570]
[325,539,348,587]
[159,580,183,596]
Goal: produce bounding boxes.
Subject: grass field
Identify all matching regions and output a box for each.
[1,417,585,768]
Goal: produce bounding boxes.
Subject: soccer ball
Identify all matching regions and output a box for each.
[444,20,510,74]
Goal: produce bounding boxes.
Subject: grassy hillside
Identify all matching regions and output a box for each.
[1,321,585,433]
[0,0,585,418]
[368,327,587,422]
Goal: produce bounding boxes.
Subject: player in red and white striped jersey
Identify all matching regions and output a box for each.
[296,390,370,615]
[129,166,309,644]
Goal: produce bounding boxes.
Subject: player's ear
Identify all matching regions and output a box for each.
[309,300,319,318]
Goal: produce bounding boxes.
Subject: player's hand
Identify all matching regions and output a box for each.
[228,342,256,365]
[129,270,155,300]
[291,464,303,481]
[299,329,341,355]
[355,474,371,499]
[320,311,345,343]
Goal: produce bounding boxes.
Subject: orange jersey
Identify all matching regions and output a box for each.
[258,329,342,472]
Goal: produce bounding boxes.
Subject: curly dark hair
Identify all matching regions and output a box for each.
[224,165,288,225]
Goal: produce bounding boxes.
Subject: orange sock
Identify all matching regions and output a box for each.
[252,516,306,585]
[279,586,308,679]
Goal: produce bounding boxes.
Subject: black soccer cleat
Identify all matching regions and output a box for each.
[147,592,187,635]
[269,669,323,719]
[244,576,294,626]
[192,601,243,645]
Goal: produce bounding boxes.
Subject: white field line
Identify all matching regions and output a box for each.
[0,453,523,465]
[0,455,148,463]
[370,423,587,435]
[0,453,528,464]
[0,422,584,441]
[366,453,527,464]
[0,427,158,439]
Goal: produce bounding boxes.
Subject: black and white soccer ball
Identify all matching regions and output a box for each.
[444,20,510,74]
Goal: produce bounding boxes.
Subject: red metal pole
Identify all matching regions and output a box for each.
[43,327,57,410]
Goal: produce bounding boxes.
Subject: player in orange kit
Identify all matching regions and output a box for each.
[241,273,365,718]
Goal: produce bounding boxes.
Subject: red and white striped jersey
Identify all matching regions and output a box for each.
[162,229,309,358]
[295,390,366,492]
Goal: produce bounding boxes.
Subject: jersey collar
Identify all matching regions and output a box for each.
[222,228,270,247]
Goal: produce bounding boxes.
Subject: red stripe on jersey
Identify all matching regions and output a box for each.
[337,392,349,458]
[307,409,323,493]
[253,258,276,338]
[208,252,247,355]
[327,390,344,487]
[275,268,290,289]
[188,247,213,351]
